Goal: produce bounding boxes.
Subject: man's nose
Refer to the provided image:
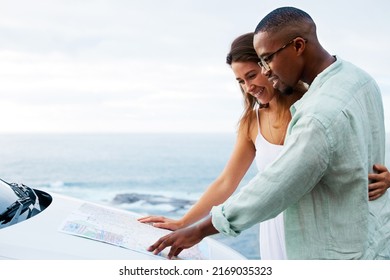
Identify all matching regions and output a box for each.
[260,66,271,77]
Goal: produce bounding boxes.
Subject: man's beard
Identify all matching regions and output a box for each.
[281,85,294,96]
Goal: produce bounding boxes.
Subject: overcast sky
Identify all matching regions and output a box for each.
[0,0,389,133]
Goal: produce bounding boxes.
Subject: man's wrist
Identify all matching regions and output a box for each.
[196,216,219,237]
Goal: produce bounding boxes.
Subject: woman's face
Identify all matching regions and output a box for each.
[231,61,276,105]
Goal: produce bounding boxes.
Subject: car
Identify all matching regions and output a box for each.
[0,178,245,260]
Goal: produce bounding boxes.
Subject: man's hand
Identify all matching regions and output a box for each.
[147,216,218,259]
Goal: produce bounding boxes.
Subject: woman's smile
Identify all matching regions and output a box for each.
[249,86,265,101]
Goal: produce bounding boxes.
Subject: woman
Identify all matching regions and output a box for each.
[139,32,390,259]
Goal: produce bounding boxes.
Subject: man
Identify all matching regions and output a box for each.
[148,7,390,259]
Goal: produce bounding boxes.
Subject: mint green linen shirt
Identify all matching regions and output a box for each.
[211,57,390,259]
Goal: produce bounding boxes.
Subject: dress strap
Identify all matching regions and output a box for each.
[255,104,261,135]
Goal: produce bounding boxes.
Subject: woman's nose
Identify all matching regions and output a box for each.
[245,82,255,93]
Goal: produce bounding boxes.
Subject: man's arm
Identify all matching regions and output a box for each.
[211,116,330,236]
[147,216,218,259]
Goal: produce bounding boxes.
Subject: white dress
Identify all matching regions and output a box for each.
[254,108,287,260]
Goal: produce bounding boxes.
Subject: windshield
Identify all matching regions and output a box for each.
[0,178,42,229]
[0,180,20,213]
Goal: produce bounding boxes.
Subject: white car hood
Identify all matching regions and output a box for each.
[0,192,245,260]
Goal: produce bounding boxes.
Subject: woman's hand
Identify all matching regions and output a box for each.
[368,164,390,201]
[138,216,184,231]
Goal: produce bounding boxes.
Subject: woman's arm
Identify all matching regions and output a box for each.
[138,130,256,230]
[368,164,390,200]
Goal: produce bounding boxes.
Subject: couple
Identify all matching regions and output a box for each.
[140,7,390,259]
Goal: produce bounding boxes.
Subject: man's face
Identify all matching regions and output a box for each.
[253,31,300,95]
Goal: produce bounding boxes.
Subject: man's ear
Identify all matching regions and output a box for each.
[294,37,307,55]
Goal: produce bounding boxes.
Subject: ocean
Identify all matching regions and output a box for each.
[1,133,389,260]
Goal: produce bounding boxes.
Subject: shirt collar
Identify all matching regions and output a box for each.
[290,55,341,116]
